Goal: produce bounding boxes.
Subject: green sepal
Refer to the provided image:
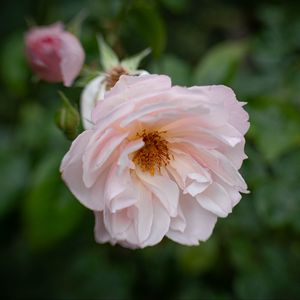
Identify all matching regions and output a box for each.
[55,91,80,140]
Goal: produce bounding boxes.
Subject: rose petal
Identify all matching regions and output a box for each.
[80,75,106,129]
[133,179,154,243]
[196,182,232,217]
[60,32,85,86]
[167,193,217,245]
[141,198,170,247]
[136,169,179,217]
[94,211,115,244]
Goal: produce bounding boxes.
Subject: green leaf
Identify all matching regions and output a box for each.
[176,237,218,274]
[128,1,166,57]
[59,248,134,299]
[76,66,102,87]
[149,54,192,85]
[67,9,87,37]
[0,32,29,96]
[222,194,261,235]
[0,132,29,218]
[97,35,119,71]
[241,144,267,188]
[233,240,297,300]
[254,179,300,230]
[23,153,85,250]
[17,103,59,150]
[193,40,247,85]
[121,48,151,72]
[248,105,300,161]
[235,271,275,300]
[160,0,191,13]
[273,151,300,185]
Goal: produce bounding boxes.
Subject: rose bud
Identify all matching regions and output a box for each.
[25,22,85,86]
[55,92,80,140]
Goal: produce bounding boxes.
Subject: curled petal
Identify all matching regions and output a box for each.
[105,164,137,212]
[80,75,106,129]
[167,193,217,245]
[167,150,211,196]
[94,211,115,244]
[60,130,106,211]
[196,182,232,217]
[82,129,128,188]
[91,74,171,124]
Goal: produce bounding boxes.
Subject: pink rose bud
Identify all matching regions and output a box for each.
[25,22,85,86]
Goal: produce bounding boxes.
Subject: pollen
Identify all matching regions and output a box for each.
[106,66,128,90]
[133,130,172,176]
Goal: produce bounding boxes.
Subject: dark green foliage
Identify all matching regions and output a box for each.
[1,1,300,299]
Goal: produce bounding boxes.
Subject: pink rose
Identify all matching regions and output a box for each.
[60,74,249,248]
[25,22,85,86]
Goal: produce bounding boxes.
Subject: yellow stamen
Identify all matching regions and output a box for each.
[106,66,128,90]
[133,130,172,176]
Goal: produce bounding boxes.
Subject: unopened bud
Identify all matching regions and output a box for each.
[55,91,80,140]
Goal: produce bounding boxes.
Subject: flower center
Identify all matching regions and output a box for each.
[106,66,128,90]
[133,130,172,176]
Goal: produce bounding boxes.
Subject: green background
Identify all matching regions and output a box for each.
[1,0,300,299]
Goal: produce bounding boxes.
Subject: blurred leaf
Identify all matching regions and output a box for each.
[58,248,134,299]
[248,105,300,161]
[233,240,298,300]
[193,40,247,85]
[67,9,87,37]
[254,179,300,230]
[128,1,166,57]
[176,237,218,274]
[121,48,151,72]
[241,144,267,188]
[231,69,282,99]
[235,271,274,300]
[76,66,102,87]
[253,148,300,231]
[134,241,176,288]
[24,153,84,250]
[0,132,29,218]
[17,103,66,152]
[222,194,261,235]
[229,238,258,273]
[249,139,300,231]
[88,0,125,20]
[230,240,275,299]
[178,277,232,300]
[0,32,29,96]
[97,35,119,71]
[160,0,191,13]
[149,54,192,85]
[273,151,300,184]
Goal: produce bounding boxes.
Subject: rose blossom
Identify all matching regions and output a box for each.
[60,74,249,249]
[25,22,85,86]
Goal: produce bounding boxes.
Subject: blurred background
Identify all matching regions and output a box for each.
[1,0,300,299]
